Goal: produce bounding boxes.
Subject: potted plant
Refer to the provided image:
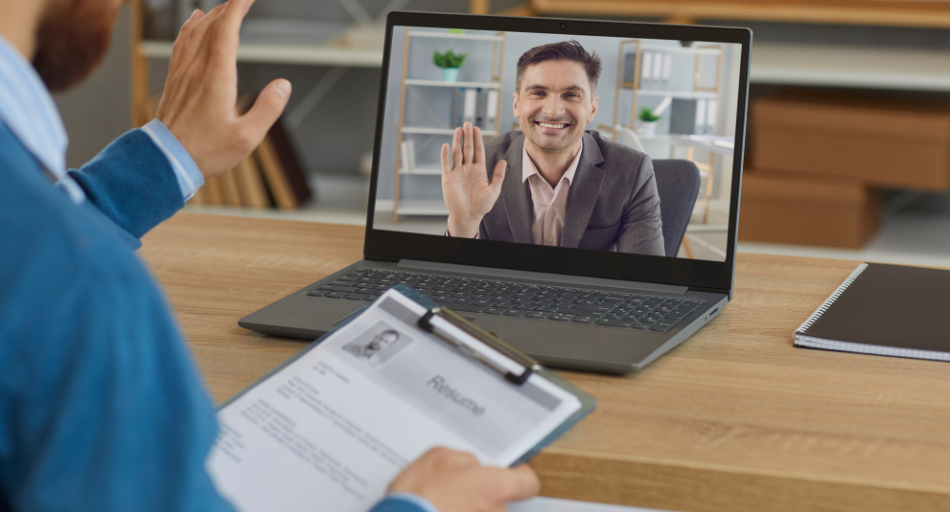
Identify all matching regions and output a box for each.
[433,50,467,83]
[638,107,661,136]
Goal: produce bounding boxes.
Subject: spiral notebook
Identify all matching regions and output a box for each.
[794,262,950,362]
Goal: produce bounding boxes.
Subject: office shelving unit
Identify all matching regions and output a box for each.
[604,39,724,224]
[391,29,506,223]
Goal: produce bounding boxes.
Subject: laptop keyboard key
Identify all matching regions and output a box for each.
[325,292,348,299]
[504,310,528,317]
[440,303,488,313]
[321,285,360,293]
[525,311,551,319]
[483,308,508,315]
[549,314,575,321]
[572,316,597,324]
[307,290,329,297]
[345,294,369,300]
[596,318,631,327]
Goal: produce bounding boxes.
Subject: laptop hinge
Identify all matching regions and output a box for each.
[395,259,688,294]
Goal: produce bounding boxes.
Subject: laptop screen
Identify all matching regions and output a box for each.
[364,12,752,290]
[367,14,750,291]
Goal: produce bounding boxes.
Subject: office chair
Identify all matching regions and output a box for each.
[653,159,701,258]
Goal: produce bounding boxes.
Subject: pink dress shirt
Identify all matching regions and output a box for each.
[522,140,583,246]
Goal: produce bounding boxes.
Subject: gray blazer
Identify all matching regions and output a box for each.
[478,131,665,256]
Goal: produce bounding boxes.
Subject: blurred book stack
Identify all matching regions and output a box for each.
[146,95,312,210]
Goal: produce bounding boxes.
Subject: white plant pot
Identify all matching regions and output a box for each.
[640,121,657,137]
[442,67,460,82]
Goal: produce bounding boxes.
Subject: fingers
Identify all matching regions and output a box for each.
[452,127,463,171]
[499,465,541,501]
[177,3,227,76]
[490,160,507,193]
[168,10,203,79]
[239,79,292,150]
[462,122,474,166]
[441,143,452,172]
[208,0,257,72]
[473,126,485,164]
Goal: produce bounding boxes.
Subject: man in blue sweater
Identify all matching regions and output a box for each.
[0,0,540,511]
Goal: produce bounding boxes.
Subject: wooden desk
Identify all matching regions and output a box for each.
[141,212,950,512]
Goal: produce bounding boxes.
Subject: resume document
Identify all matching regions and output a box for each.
[207,289,582,512]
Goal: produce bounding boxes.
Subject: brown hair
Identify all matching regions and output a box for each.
[515,40,602,94]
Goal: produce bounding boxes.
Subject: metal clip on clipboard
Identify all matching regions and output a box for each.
[418,307,541,385]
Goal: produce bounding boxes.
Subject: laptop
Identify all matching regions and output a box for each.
[239,12,752,374]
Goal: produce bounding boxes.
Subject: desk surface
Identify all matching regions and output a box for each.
[141,213,950,512]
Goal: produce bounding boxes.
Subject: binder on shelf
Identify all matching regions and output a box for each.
[661,54,672,90]
[400,140,411,173]
[207,286,597,512]
[641,52,653,89]
[463,88,477,125]
[485,90,498,128]
[695,99,708,135]
[706,99,718,135]
[652,52,663,91]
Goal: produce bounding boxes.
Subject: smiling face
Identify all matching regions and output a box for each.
[514,60,599,154]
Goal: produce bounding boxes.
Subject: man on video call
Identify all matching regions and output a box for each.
[0,0,538,510]
[442,41,665,256]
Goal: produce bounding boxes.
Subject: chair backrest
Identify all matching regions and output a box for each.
[652,159,701,257]
[614,125,646,152]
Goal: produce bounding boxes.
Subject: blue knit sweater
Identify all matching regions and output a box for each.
[0,123,426,512]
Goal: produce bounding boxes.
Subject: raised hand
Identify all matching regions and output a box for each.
[442,122,507,238]
[388,447,540,512]
[155,0,291,180]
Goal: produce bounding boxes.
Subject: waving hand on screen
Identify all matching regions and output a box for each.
[442,122,507,238]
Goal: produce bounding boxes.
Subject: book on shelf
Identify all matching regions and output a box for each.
[233,155,270,209]
[255,134,297,210]
[267,117,313,205]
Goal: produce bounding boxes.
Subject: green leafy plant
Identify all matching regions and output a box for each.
[638,108,661,122]
[432,50,468,69]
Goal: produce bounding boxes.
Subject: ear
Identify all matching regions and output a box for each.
[588,95,599,122]
[512,91,520,118]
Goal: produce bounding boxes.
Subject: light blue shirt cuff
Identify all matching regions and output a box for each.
[385,492,441,512]
[141,118,204,200]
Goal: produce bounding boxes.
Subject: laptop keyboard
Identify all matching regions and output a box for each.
[307,269,707,333]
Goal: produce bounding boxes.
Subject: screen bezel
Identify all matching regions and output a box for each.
[364,11,751,294]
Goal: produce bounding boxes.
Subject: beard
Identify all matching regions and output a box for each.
[32,0,121,92]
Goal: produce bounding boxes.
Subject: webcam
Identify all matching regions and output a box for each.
[560,23,567,30]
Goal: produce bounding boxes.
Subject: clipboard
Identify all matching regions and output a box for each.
[218,284,597,470]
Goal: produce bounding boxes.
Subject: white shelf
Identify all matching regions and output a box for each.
[405,79,501,89]
[399,167,443,176]
[750,43,950,92]
[140,40,383,67]
[395,200,449,216]
[408,31,504,42]
[635,90,720,99]
[637,45,722,55]
[402,126,498,136]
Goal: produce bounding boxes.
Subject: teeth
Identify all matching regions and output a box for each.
[538,122,566,129]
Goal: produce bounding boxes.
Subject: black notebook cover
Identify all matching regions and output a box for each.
[794,262,950,362]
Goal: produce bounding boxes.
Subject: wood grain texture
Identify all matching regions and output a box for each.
[140,213,950,512]
[530,0,950,28]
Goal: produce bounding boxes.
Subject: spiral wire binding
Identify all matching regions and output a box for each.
[794,263,868,336]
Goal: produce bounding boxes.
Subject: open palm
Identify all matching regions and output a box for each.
[441,123,507,238]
